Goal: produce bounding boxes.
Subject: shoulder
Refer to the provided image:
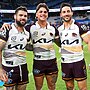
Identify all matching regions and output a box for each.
[74,21,89,36]
[25,23,35,32]
[30,24,37,29]
[57,23,63,31]
[74,21,88,31]
[48,24,56,30]
[47,22,57,30]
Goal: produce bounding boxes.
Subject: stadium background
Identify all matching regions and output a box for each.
[0,0,90,29]
[0,0,90,90]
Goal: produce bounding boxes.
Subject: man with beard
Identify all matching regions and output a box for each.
[0,6,29,90]
[58,3,90,90]
[0,3,61,90]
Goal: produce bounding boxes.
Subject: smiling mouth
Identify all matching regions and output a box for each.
[21,21,26,23]
[65,16,70,18]
[65,17,70,20]
[40,16,45,18]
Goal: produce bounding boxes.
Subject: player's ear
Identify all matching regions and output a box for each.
[36,12,38,19]
[14,14,16,20]
[60,13,62,18]
[36,14,37,19]
[72,11,73,16]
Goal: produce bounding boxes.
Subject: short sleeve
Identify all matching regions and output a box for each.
[77,23,89,35]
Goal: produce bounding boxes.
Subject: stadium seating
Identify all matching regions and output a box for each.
[1,0,90,10]
[0,0,90,27]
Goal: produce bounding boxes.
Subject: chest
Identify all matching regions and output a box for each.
[7,33,28,45]
[60,29,80,40]
[31,28,55,40]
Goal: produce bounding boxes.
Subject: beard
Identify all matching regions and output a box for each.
[16,20,26,27]
[62,16,72,22]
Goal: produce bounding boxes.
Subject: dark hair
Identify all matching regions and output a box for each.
[60,3,73,13]
[15,6,28,14]
[36,3,49,13]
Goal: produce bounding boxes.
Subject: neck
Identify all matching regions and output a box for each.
[38,21,47,28]
[64,19,73,29]
[14,23,24,32]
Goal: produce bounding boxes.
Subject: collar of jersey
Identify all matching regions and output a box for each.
[11,23,26,34]
[62,19,75,30]
[35,21,51,29]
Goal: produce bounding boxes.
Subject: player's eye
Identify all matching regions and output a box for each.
[39,11,48,13]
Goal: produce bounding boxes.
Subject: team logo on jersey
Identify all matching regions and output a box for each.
[33,69,40,75]
[65,33,68,37]
[42,33,46,36]
[72,33,77,37]
[60,33,62,36]
[50,32,53,36]
[81,24,87,31]
[11,36,16,42]
[62,72,66,77]
[33,31,38,37]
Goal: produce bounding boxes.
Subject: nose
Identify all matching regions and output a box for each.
[22,16,27,20]
[64,12,70,16]
[22,15,26,18]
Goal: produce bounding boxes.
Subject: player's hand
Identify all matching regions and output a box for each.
[0,68,8,83]
[0,23,11,31]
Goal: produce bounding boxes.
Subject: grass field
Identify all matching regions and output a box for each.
[26,43,90,90]
[0,43,89,89]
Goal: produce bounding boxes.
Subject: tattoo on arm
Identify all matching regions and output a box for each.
[51,74,58,84]
[0,39,6,67]
[0,39,6,51]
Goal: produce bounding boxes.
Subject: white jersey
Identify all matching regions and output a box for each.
[58,19,89,63]
[0,23,30,67]
[30,22,59,60]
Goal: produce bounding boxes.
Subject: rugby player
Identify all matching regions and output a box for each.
[27,3,60,90]
[58,3,90,90]
[0,6,30,90]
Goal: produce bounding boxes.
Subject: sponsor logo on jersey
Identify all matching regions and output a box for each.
[33,38,53,44]
[61,39,79,45]
[8,44,25,49]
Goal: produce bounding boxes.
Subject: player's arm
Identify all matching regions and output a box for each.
[0,23,12,31]
[25,24,33,51]
[82,32,90,52]
[25,43,33,51]
[80,24,90,52]
[54,36,61,47]
[0,39,8,82]
[0,29,9,82]
[54,26,61,47]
